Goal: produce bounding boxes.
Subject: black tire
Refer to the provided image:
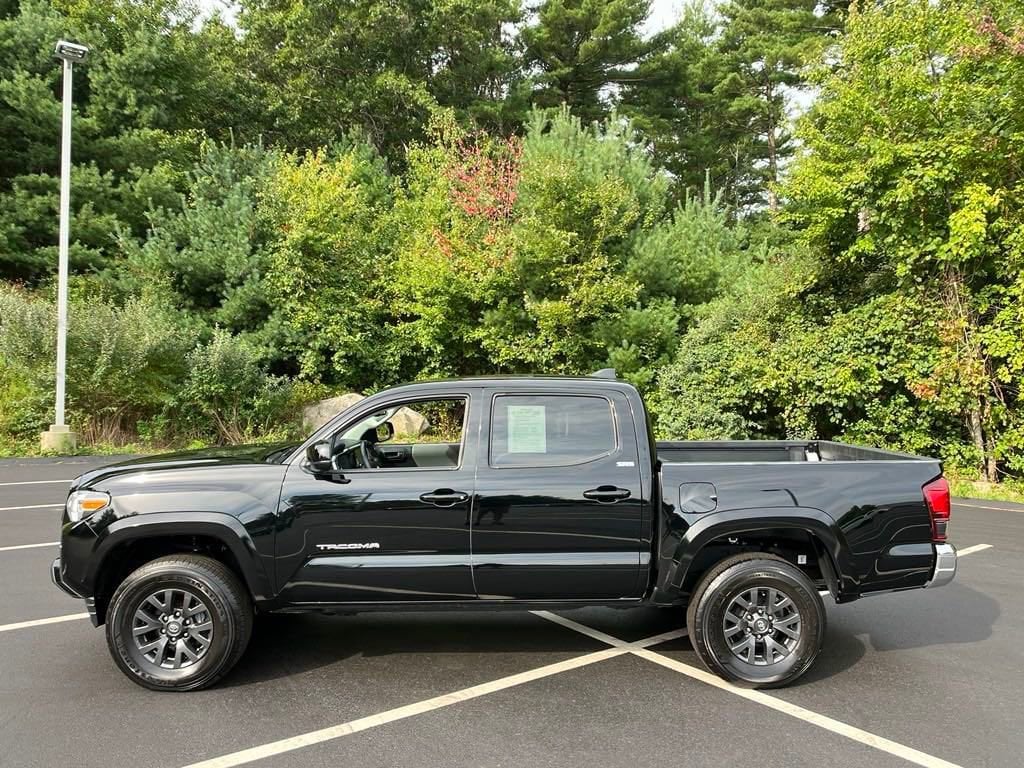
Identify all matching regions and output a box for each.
[686,553,825,688]
[105,554,253,691]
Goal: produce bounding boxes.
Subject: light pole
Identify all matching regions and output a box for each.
[41,40,89,453]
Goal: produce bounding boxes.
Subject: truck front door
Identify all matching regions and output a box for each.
[275,392,479,603]
[471,388,645,600]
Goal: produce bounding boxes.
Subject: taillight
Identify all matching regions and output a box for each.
[923,477,951,542]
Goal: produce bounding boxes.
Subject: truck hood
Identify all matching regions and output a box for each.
[69,443,297,491]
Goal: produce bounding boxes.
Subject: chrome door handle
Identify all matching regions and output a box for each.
[582,486,631,503]
[419,490,469,507]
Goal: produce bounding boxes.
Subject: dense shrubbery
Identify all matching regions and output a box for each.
[0,285,299,450]
[652,0,1024,483]
[1,0,1022,491]
[0,109,756,452]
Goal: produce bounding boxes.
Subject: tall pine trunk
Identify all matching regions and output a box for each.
[765,80,779,212]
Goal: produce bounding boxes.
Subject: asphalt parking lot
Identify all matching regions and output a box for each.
[1,456,1021,768]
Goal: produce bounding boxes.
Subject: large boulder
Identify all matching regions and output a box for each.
[390,406,429,438]
[302,393,365,432]
[301,393,429,437]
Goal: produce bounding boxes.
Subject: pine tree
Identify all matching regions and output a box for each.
[715,0,825,210]
[621,2,744,203]
[522,0,651,125]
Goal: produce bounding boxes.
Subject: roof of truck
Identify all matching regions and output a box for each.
[372,373,637,395]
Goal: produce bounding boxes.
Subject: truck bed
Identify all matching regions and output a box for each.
[656,439,925,464]
[653,439,943,601]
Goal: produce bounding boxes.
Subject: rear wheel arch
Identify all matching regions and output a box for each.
[672,511,847,601]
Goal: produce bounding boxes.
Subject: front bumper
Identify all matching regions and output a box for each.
[51,557,100,625]
[924,543,957,588]
[51,557,83,598]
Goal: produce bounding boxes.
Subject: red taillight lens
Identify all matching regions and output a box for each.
[923,477,951,542]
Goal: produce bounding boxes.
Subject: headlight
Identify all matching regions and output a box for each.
[66,490,111,522]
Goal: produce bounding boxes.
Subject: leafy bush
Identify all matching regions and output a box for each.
[0,284,295,448]
[170,330,295,444]
[263,146,397,386]
[651,251,989,469]
[0,283,196,443]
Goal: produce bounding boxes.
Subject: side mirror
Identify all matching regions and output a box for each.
[376,421,395,442]
[305,441,336,475]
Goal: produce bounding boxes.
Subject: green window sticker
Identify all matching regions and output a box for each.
[507,405,546,453]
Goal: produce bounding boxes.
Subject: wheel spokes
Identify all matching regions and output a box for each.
[722,583,803,667]
[132,588,214,671]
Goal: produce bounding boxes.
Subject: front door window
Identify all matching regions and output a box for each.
[331,397,468,471]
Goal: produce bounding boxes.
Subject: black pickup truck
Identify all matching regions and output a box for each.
[52,373,957,691]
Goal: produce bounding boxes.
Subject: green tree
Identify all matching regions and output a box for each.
[655,0,1024,484]
[239,0,523,159]
[389,108,746,388]
[0,0,253,283]
[262,145,397,388]
[621,2,745,203]
[522,0,651,124]
[117,144,289,367]
[715,0,825,210]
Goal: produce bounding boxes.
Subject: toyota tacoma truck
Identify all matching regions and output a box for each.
[51,372,957,691]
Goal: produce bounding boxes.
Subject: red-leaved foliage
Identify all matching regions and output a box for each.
[445,134,523,224]
[960,13,1024,58]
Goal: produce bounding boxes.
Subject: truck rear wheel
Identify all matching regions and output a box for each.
[686,553,825,688]
[105,554,253,691]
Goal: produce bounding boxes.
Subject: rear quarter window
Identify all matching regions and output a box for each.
[489,394,616,468]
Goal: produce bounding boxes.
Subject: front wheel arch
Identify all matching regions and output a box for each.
[91,516,266,624]
[105,553,253,691]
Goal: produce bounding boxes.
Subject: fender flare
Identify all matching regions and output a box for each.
[88,511,273,603]
[663,506,855,598]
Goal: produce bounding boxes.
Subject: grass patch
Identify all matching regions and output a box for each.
[948,476,1024,505]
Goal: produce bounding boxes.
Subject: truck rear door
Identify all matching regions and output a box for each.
[471,387,645,599]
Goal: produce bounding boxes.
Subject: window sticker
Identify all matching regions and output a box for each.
[507,405,546,453]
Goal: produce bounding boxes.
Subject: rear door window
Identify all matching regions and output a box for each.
[489,395,616,468]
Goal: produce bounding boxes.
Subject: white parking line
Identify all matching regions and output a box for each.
[533,611,963,768]
[633,649,962,768]
[178,626,686,768]
[0,541,59,552]
[180,649,620,767]
[0,504,62,511]
[953,501,1021,512]
[0,479,72,487]
[957,543,993,556]
[0,613,89,633]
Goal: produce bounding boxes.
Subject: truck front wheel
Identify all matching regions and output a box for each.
[686,553,825,688]
[105,554,253,691]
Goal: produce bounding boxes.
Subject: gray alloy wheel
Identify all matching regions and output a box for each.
[722,586,802,666]
[687,553,825,688]
[131,588,215,671]
[105,554,252,691]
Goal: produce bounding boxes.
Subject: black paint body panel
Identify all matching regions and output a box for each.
[54,377,944,620]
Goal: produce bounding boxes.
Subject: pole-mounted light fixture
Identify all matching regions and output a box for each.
[41,40,90,453]
[54,40,89,62]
